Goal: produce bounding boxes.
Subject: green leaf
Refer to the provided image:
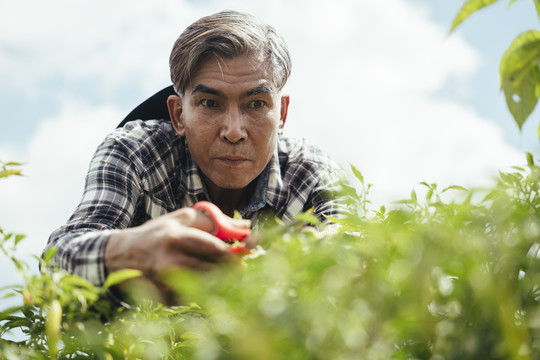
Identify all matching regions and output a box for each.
[350,164,364,185]
[0,306,25,319]
[294,210,321,226]
[233,210,242,220]
[442,185,468,193]
[2,318,33,329]
[14,234,26,246]
[500,30,540,129]
[426,188,434,202]
[394,199,417,206]
[102,269,142,291]
[0,169,23,179]
[450,0,499,32]
[42,248,58,264]
[527,152,535,166]
[62,274,95,290]
[499,171,518,184]
[0,292,19,300]
[3,162,23,167]
[411,189,418,203]
[534,0,540,18]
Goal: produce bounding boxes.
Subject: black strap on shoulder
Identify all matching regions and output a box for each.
[117,85,177,128]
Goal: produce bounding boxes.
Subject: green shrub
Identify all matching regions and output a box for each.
[2,156,540,359]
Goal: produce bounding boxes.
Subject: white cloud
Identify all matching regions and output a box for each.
[0,0,200,99]
[273,0,523,204]
[0,99,123,259]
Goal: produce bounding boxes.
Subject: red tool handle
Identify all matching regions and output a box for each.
[192,201,251,241]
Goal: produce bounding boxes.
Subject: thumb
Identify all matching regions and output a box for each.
[168,207,216,234]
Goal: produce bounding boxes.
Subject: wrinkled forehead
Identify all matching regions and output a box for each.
[188,51,277,91]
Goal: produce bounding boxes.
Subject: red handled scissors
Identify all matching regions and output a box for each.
[192,201,252,255]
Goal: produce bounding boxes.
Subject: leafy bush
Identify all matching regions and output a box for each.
[2,156,540,359]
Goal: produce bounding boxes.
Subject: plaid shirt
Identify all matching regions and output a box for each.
[44,119,345,286]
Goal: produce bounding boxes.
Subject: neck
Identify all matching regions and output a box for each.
[204,178,255,217]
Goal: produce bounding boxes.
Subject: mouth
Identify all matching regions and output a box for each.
[217,157,249,166]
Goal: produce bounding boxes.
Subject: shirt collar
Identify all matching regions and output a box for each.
[263,144,288,211]
[182,144,207,197]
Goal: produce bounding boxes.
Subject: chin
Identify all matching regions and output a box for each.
[214,176,254,190]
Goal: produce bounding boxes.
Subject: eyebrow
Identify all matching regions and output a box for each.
[191,84,224,97]
[190,83,274,98]
[244,84,273,97]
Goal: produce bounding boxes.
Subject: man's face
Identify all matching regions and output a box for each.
[168,53,289,192]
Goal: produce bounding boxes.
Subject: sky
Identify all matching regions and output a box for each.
[0,0,539,289]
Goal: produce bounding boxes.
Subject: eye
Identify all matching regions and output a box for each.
[201,99,219,108]
[248,100,266,109]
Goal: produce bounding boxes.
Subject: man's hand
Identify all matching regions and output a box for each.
[104,207,251,277]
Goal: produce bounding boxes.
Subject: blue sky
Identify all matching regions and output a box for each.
[413,0,540,148]
[0,0,539,291]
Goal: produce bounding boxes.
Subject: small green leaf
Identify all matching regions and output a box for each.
[14,234,26,246]
[500,30,540,129]
[0,306,25,318]
[3,318,33,329]
[411,189,418,203]
[0,169,23,179]
[482,189,499,202]
[499,171,517,184]
[442,185,468,193]
[350,164,364,185]
[394,199,417,206]
[0,292,18,300]
[233,210,243,220]
[294,209,321,226]
[102,269,143,291]
[3,162,23,166]
[62,274,95,290]
[527,152,535,166]
[43,248,58,264]
[450,0,499,32]
[426,188,434,202]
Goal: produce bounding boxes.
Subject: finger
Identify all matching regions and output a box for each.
[177,207,252,233]
[168,226,229,260]
[224,217,251,229]
[168,207,216,233]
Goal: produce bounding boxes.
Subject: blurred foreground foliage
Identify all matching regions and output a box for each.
[3,155,540,359]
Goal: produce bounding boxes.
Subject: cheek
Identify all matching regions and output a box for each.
[183,114,217,140]
[254,124,279,158]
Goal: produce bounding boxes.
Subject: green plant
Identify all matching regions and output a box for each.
[0,161,23,180]
[157,156,540,359]
[4,152,540,359]
[451,0,540,133]
[0,162,201,359]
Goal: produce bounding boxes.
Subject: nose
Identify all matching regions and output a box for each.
[220,107,247,143]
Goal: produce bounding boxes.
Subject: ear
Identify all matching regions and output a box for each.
[167,95,185,136]
[280,95,290,129]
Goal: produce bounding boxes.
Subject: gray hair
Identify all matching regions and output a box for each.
[169,10,292,96]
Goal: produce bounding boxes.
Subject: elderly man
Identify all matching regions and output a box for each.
[44,10,344,289]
